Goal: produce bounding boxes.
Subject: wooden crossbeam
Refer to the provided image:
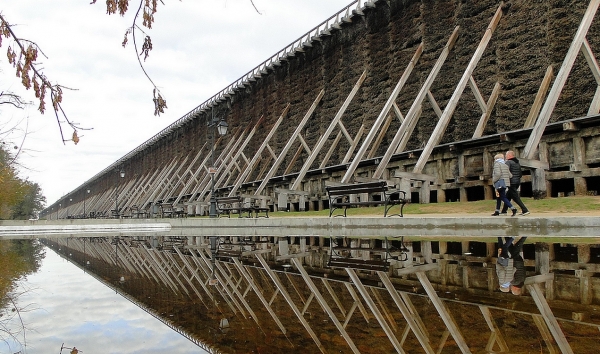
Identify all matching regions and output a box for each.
[374,28,459,178]
[291,258,361,354]
[229,104,290,195]
[527,282,573,354]
[346,268,406,353]
[291,70,367,190]
[414,6,502,174]
[343,42,424,183]
[524,66,554,129]
[255,254,326,353]
[523,0,600,159]
[255,90,324,195]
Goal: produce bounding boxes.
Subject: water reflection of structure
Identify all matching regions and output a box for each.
[43,236,600,354]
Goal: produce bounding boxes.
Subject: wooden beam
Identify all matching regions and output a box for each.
[374,28,458,179]
[342,42,424,183]
[523,0,600,159]
[472,81,501,138]
[346,268,406,353]
[291,70,367,190]
[291,259,361,354]
[414,6,503,173]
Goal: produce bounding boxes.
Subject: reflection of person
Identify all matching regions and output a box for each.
[509,237,527,295]
[491,154,517,216]
[496,237,515,292]
[501,151,530,216]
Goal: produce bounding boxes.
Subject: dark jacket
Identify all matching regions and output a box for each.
[505,157,522,186]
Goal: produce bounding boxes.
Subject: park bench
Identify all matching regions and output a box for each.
[325,181,407,217]
[327,237,390,271]
[217,196,253,218]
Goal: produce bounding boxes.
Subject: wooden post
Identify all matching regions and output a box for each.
[531,142,549,199]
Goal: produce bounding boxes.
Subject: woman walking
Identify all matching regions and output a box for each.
[492,153,517,216]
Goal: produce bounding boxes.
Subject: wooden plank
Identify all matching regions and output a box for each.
[523,273,555,285]
[255,255,326,353]
[343,42,424,183]
[582,39,600,115]
[416,271,472,354]
[527,283,573,354]
[291,71,367,190]
[524,66,554,129]
[519,158,550,170]
[378,271,435,354]
[292,259,361,354]
[230,104,290,195]
[472,81,501,138]
[374,28,459,179]
[396,263,439,276]
[256,90,324,195]
[414,6,503,174]
[347,268,406,353]
[479,305,509,352]
[524,0,600,159]
[343,124,366,164]
[532,314,558,354]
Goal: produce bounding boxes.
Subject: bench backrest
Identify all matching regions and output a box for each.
[326,181,388,196]
[216,196,243,205]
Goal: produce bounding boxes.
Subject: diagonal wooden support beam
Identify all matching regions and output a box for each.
[291,258,361,354]
[524,0,600,159]
[229,104,290,195]
[415,271,472,354]
[346,268,406,354]
[479,305,509,353]
[291,71,367,190]
[375,28,459,178]
[343,42,424,183]
[378,271,435,354]
[526,274,573,354]
[414,6,503,173]
[231,259,287,335]
[256,90,324,195]
[255,254,325,353]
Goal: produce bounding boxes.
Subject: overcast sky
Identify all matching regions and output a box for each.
[0,0,352,206]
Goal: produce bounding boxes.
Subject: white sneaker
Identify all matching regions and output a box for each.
[520,211,530,216]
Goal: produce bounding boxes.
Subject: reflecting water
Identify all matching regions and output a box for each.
[2,235,600,353]
[0,239,207,354]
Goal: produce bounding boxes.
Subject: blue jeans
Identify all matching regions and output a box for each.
[495,187,513,211]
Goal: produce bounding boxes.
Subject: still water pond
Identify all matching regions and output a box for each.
[2,235,600,354]
[1,240,206,354]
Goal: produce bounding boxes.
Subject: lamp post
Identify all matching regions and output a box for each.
[83,189,90,218]
[208,117,229,218]
[115,169,125,218]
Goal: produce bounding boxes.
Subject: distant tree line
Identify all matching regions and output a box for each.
[0,145,45,219]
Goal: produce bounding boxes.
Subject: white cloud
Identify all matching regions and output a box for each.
[0,0,352,204]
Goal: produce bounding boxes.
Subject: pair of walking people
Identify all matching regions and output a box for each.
[496,236,527,295]
[491,150,530,216]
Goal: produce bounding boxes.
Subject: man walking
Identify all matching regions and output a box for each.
[501,150,530,216]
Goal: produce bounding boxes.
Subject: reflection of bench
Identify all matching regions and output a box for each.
[328,258,390,271]
[217,196,252,218]
[327,237,390,271]
[326,181,407,217]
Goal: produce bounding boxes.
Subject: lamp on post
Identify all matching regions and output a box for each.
[115,169,125,218]
[208,118,228,218]
[83,189,90,218]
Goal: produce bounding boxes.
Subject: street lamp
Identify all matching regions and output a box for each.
[208,118,228,218]
[83,189,90,218]
[115,169,125,218]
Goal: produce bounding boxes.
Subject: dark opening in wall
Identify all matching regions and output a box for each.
[585,176,600,195]
[323,199,330,210]
[550,178,575,197]
[292,202,299,211]
[411,192,420,203]
[313,201,320,211]
[590,247,600,264]
[447,242,463,255]
[432,242,440,254]
[445,188,460,202]
[468,241,487,257]
[520,182,533,198]
[430,191,438,203]
[553,244,578,263]
[466,186,485,201]
[412,242,421,253]
[523,243,535,260]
